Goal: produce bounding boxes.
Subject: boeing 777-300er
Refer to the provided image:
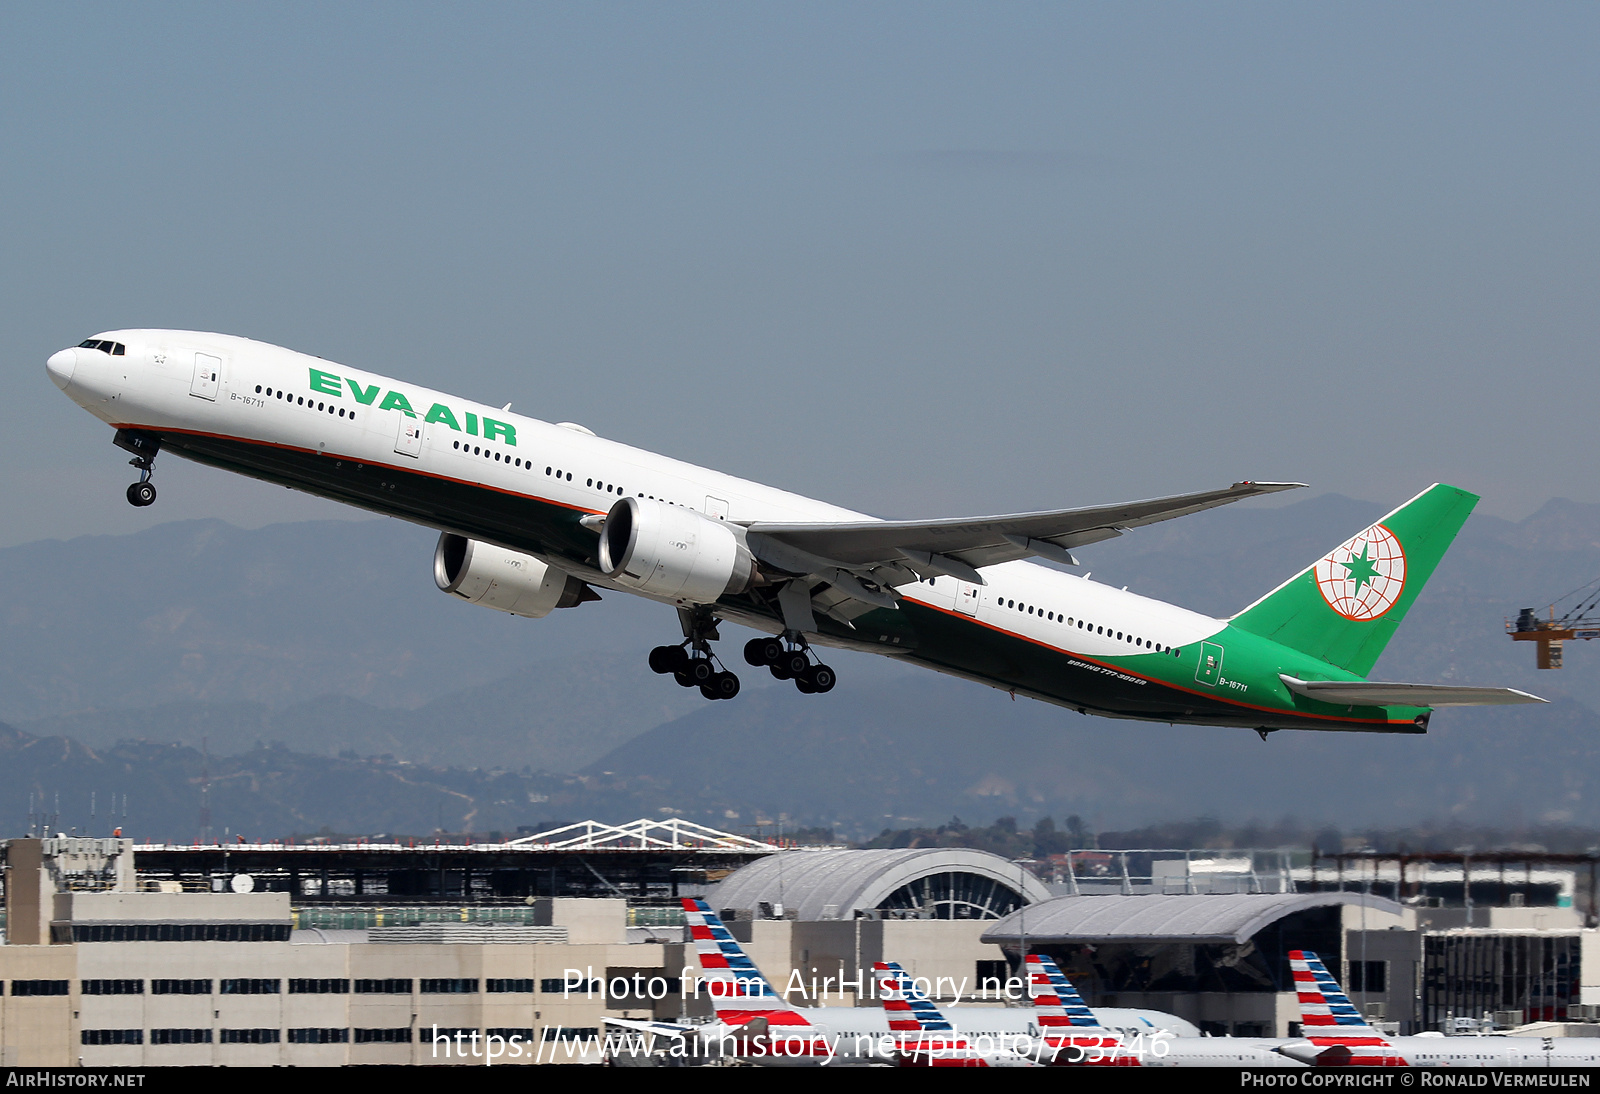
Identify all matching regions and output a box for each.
[47,331,1542,732]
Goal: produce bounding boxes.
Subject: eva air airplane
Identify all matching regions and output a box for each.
[46,331,1540,734]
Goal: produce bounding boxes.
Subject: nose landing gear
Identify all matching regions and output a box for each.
[113,429,160,508]
[743,634,836,694]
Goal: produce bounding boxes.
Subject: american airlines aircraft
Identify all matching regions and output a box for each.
[1284,950,1600,1067]
[47,331,1540,729]
[1024,952,1300,1067]
[608,898,1191,1065]
[873,960,1038,1067]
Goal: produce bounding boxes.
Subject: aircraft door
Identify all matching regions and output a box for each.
[704,496,729,520]
[394,416,424,458]
[190,353,221,401]
[1195,642,1224,686]
[955,581,981,616]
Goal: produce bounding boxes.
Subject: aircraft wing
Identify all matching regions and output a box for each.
[745,481,1303,581]
[1280,676,1547,707]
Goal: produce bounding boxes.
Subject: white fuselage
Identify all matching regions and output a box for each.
[695,1006,1200,1065]
[1356,1035,1600,1067]
[48,329,1226,668]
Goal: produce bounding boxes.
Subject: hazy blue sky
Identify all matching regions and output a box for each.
[4,3,1597,546]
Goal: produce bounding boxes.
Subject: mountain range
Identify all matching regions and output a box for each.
[4,489,1598,839]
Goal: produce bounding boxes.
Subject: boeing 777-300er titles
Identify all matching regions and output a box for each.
[47,331,1542,733]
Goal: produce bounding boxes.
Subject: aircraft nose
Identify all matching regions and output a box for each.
[46,347,78,390]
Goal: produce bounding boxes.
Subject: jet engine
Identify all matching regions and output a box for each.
[598,497,755,603]
[433,534,594,617]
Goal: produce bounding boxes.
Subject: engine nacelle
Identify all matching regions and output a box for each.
[598,497,754,603]
[433,534,590,618]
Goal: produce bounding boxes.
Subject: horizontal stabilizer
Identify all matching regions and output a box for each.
[602,1017,694,1039]
[1280,675,1546,707]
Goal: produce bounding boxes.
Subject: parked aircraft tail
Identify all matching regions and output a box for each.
[1025,953,1106,1029]
[681,898,808,1024]
[1281,950,1408,1066]
[1231,484,1476,676]
[875,961,1035,1067]
[1024,953,1136,1066]
[876,961,957,1036]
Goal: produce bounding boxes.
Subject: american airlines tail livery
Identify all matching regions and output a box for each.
[1285,950,1600,1067]
[47,331,1541,733]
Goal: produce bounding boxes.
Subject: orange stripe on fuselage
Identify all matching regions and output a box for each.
[896,595,1411,728]
[113,422,601,517]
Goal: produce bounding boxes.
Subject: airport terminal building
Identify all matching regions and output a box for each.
[4,833,1600,1064]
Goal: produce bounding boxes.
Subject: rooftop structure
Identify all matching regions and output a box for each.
[708,846,1053,921]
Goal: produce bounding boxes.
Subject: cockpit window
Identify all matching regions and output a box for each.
[77,339,126,355]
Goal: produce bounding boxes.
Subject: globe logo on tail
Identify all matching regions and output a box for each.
[1314,523,1406,621]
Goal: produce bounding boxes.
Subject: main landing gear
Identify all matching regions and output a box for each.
[113,429,160,508]
[743,634,836,695]
[649,608,740,701]
[646,612,838,702]
[649,642,741,701]
[646,639,739,700]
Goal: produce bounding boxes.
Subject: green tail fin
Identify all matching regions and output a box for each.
[1230,484,1478,676]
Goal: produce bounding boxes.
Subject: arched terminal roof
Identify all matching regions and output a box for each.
[708,847,1054,921]
[979,892,1403,947]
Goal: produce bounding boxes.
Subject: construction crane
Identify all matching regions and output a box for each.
[1509,578,1600,668]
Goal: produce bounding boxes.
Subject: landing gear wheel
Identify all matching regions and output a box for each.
[657,607,742,700]
[769,661,793,681]
[126,481,157,507]
[780,651,809,678]
[804,664,836,693]
[649,645,688,675]
[743,638,768,667]
[794,676,817,694]
[701,672,741,701]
